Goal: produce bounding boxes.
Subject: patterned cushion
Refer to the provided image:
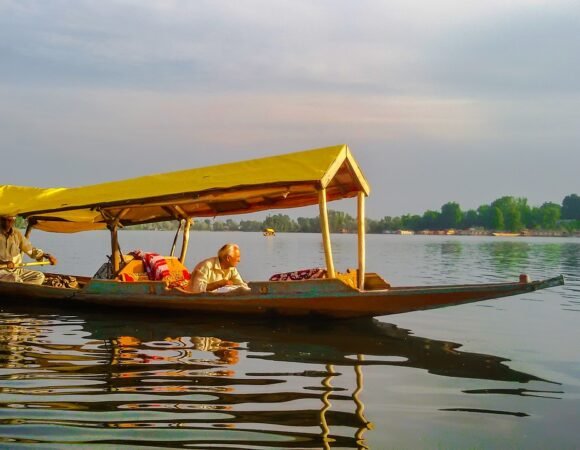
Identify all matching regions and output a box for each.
[269,268,327,281]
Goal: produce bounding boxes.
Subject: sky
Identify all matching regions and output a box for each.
[1,0,579,219]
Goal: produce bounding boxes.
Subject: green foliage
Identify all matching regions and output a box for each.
[440,202,462,229]
[263,214,298,233]
[489,207,504,230]
[530,202,561,229]
[562,194,580,220]
[239,220,262,232]
[400,214,421,230]
[191,219,212,231]
[462,209,479,228]
[421,210,440,230]
[15,216,27,229]
[297,216,320,233]
[126,221,180,231]
[327,210,356,233]
[75,193,579,234]
[491,196,525,231]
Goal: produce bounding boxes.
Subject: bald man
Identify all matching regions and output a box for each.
[189,243,249,293]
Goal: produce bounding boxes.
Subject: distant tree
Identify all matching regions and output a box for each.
[562,194,580,220]
[382,216,402,231]
[477,205,492,229]
[517,198,532,227]
[440,202,462,229]
[263,214,297,232]
[327,210,356,233]
[400,214,421,231]
[489,206,504,230]
[366,218,381,233]
[239,220,262,232]
[225,219,238,231]
[296,216,319,233]
[126,220,179,230]
[420,210,440,230]
[533,202,561,229]
[212,220,225,231]
[491,196,524,231]
[462,209,479,229]
[191,219,212,231]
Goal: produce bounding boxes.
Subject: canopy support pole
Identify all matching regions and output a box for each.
[109,208,128,273]
[25,222,33,239]
[357,192,366,290]
[179,218,192,264]
[170,220,184,257]
[318,188,335,278]
[110,226,120,273]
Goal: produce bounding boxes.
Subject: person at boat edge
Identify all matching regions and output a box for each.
[188,243,250,293]
[0,214,58,285]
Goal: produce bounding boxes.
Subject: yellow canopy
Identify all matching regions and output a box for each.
[1,144,369,233]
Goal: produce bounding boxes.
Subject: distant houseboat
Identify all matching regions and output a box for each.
[263,228,276,236]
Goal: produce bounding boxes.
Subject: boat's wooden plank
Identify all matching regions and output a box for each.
[0,275,564,319]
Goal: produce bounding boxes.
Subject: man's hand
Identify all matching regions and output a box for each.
[207,279,233,291]
[45,253,58,265]
[217,279,233,288]
[1,261,15,270]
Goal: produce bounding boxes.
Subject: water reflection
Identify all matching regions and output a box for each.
[479,241,531,273]
[419,239,579,291]
[0,307,557,449]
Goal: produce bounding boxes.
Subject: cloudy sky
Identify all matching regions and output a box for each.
[1,0,578,218]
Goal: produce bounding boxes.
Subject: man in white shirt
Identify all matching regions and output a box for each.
[189,243,249,293]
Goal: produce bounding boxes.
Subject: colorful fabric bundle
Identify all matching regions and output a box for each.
[142,252,171,281]
[126,250,190,288]
[269,268,327,281]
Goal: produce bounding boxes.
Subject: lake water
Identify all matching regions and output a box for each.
[1,231,578,449]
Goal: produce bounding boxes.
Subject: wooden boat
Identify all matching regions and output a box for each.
[0,144,564,318]
[492,232,522,237]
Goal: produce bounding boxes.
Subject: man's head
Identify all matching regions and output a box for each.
[0,215,16,234]
[218,243,241,269]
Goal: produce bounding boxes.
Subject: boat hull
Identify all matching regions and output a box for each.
[0,275,565,319]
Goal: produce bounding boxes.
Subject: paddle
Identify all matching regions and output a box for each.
[0,261,51,269]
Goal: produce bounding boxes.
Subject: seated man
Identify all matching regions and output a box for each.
[0,215,57,285]
[189,243,249,293]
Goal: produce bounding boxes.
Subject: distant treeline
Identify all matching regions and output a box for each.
[127,193,580,234]
[14,194,579,234]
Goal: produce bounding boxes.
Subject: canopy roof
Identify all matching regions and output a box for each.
[0,144,369,233]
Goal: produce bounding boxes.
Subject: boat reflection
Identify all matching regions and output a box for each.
[0,308,554,449]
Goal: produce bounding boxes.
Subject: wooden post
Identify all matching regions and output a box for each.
[179,218,192,264]
[357,192,366,290]
[110,224,120,273]
[24,222,33,239]
[109,208,129,274]
[170,220,183,257]
[318,188,335,278]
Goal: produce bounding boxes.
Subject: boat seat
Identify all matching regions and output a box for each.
[118,256,190,288]
[118,259,149,282]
